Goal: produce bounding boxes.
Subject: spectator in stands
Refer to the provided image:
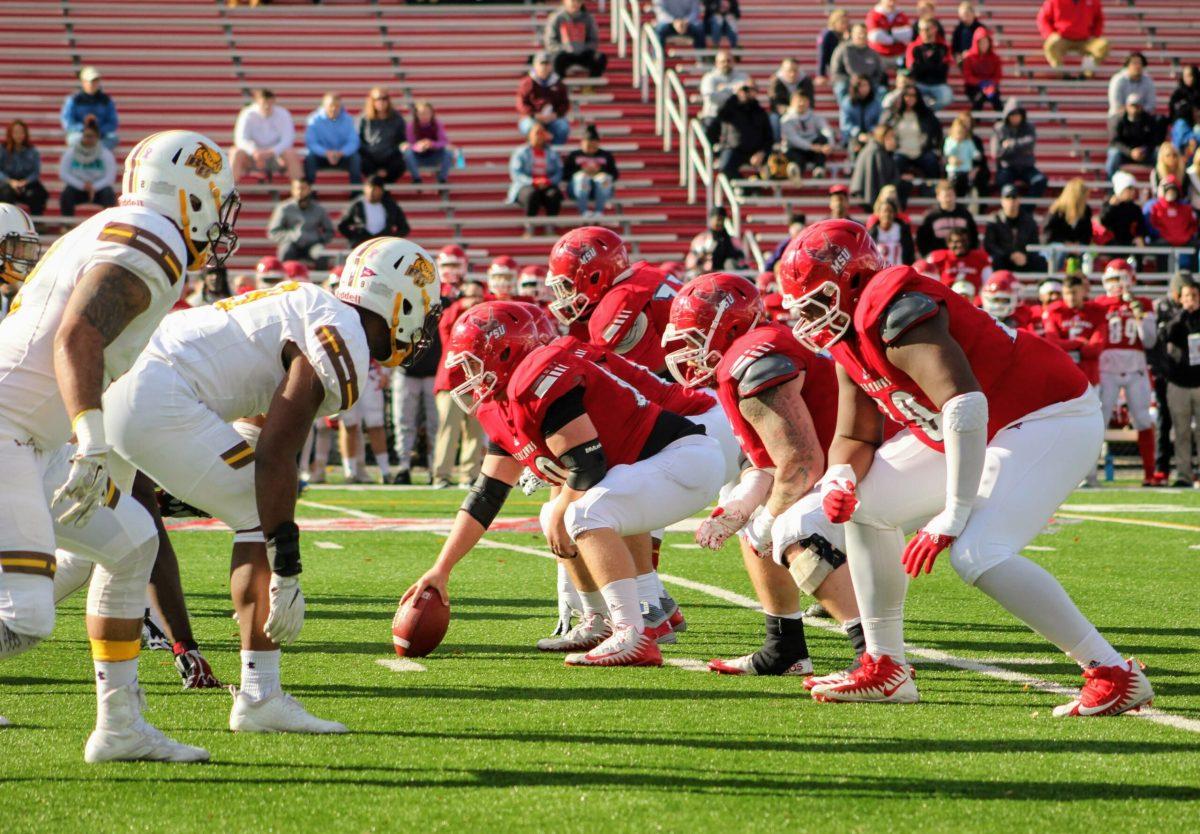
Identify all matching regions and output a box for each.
[841,75,884,151]
[1188,148,1200,212]
[951,2,982,63]
[816,9,850,83]
[564,124,619,218]
[1042,177,1094,245]
[917,178,978,255]
[769,59,816,141]
[508,124,564,224]
[1170,102,1200,158]
[851,124,903,209]
[338,177,410,247]
[906,17,953,111]
[60,66,118,150]
[1169,65,1200,125]
[944,113,979,196]
[58,124,116,217]
[956,109,990,195]
[984,185,1047,272]
[1100,170,1148,248]
[1037,0,1108,77]
[828,184,854,220]
[928,227,993,292]
[780,92,834,180]
[992,101,1047,197]
[1151,141,1189,197]
[653,0,706,49]
[433,281,486,488]
[866,0,913,62]
[267,178,335,265]
[1106,93,1156,177]
[686,206,745,274]
[404,101,453,185]
[1107,52,1156,117]
[886,84,942,180]
[831,23,888,105]
[1161,275,1200,486]
[703,0,740,49]
[868,194,915,264]
[517,52,571,146]
[231,89,302,182]
[0,121,47,216]
[764,212,807,270]
[305,92,363,185]
[358,87,407,184]
[715,81,773,180]
[544,0,607,78]
[699,50,749,139]
[961,28,1003,112]
[1144,176,1198,262]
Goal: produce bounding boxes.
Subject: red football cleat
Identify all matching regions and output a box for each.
[564,624,663,667]
[1053,659,1154,717]
[810,653,919,703]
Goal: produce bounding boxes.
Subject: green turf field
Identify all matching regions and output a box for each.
[2,483,1198,833]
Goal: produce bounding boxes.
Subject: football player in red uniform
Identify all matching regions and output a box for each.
[518,264,553,307]
[1094,259,1160,485]
[256,255,286,288]
[926,229,993,295]
[486,255,519,300]
[402,301,726,667]
[437,244,468,294]
[980,270,1038,332]
[777,220,1152,714]
[662,273,867,680]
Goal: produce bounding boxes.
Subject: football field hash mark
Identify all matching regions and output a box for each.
[314,541,344,550]
[376,657,427,673]
[665,658,710,672]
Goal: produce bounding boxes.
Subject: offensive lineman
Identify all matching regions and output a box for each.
[55,237,440,733]
[0,132,239,759]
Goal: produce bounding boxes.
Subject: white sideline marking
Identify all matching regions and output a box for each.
[314,541,343,550]
[1055,511,1200,533]
[472,537,1200,735]
[670,543,703,550]
[1060,503,1195,513]
[1023,546,1057,552]
[376,658,426,673]
[297,499,381,520]
[665,658,710,672]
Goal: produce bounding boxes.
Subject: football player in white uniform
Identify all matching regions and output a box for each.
[56,237,440,734]
[0,204,40,326]
[0,131,239,760]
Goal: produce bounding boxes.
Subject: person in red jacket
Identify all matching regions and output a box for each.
[431,281,487,488]
[1145,175,1199,249]
[516,52,571,145]
[1037,0,1109,76]
[866,0,912,61]
[961,27,1003,111]
[926,228,993,293]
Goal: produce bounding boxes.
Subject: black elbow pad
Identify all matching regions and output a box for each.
[461,475,512,529]
[560,440,608,490]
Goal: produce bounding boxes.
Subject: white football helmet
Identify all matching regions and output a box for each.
[0,203,40,286]
[336,237,442,368]
[1101,259,1135,297]
[120,130,239,269]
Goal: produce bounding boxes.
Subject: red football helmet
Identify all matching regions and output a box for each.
[546,226,631,324]
[1102,258,1135,296]
[326,263,343,290]
[518,264,552,303]
[256,255,285,285]
[487,255,518,298]
[662,272,764,387]
[950,279,978,303]
[981,270,1019,318]
[281,260,310,282]
[444,300,553,414]
[438,244,468,284]
[777,219,886,352]
[755,271,779,295]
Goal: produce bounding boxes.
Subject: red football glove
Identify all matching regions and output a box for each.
[901,531,956,577]
[821,479,858,524]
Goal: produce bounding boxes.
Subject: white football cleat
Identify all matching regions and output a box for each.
[229,686,348,734]
[810,653,919,704]
[84,684,209,763]
[0,715,9,727]
[1053,658,1154,717]
[564,623,663,667]
[536,612,611,652]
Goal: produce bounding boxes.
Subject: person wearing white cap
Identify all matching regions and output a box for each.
[1106,92,1157,177]
[60,66,119,150]
[1099,170,1147,247]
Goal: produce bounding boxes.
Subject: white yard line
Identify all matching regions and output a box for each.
[297,498,382,520]
[664,658,710,672]
[376,658,427,673]
[314,541,344,550]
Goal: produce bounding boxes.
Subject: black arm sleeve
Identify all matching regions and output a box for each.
[541,385,587,435]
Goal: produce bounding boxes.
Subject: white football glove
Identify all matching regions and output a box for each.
[53,409,111,528]
[263,574,305,645]
[518,467,549,496]
[695,504,752,551]
[743,508,776,556]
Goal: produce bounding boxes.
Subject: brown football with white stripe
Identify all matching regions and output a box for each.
[391,589,450,658]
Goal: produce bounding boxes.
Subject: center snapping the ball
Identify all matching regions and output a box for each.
[392,589,450,657]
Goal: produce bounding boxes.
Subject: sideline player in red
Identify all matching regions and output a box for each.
[926,229,993,295]
[486,255,519,300]
[402,301,726,667]
[777,219,1153,715]
[662,273,867,679]
[980,270,1037,332]
[1094,259,1160,485]
[518,264,553,308]
[1043,273,1105,387]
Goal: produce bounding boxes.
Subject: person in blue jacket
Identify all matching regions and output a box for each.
[305,92,363,185]
[60,66,119,150]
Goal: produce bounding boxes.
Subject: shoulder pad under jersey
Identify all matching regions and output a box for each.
[880,292,940,345]
[730,352,800,399]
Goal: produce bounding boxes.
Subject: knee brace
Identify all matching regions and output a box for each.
[0,571,56,646]
[85,529,157,621]
[784,534,847,596]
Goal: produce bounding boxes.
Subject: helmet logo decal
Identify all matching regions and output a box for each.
[405,254,436,287]
[578,245,597,264]
[184,143,223,178]
[803,233,850,275]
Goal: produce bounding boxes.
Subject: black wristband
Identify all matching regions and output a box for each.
[267,521,302,577]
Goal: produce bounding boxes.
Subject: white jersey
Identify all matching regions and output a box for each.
[141,281,370,422]
[0,205,186,448]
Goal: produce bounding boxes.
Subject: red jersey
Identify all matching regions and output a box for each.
[558,335,714,417]
[477,343,663,484]
[714,323,838,469]
[587,262,681,372]
[866,8,912,58]
[1093,294,1153,351]
[999,303,1041,335]
[828,266,1088,452]
[927,247,992,294]
[1042,300,1105,384]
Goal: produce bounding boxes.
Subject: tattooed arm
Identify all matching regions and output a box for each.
[53,263,152,420]
[738,372,825,516]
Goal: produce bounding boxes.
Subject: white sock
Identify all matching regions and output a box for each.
[580,590,608,617]
[557,561,583,612]
[973,556,1124,669]
[634,572,660,610]
[600,578,643,631]
[654,574,667,597]
[94,658,138,698]
[766,609,803,620]
[375,452,390,481]
[240,649,281,700]
[844,521,909,664]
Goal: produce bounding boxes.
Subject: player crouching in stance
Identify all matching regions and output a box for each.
[663,273,867,680]
[779,220,1153,715]
[0,133,238,760]
[55,237,440,733]
[402,301,726,667]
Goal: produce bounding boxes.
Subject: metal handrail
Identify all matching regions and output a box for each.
[687,119,714,207]
[663,70,690,186]
[716,172,740,234]
[639,22,662,107]
[615,0,641,79]
[743,229,765,272]
[1029,243,1195,275]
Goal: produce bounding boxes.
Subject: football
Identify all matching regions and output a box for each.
[391,589,450,658]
